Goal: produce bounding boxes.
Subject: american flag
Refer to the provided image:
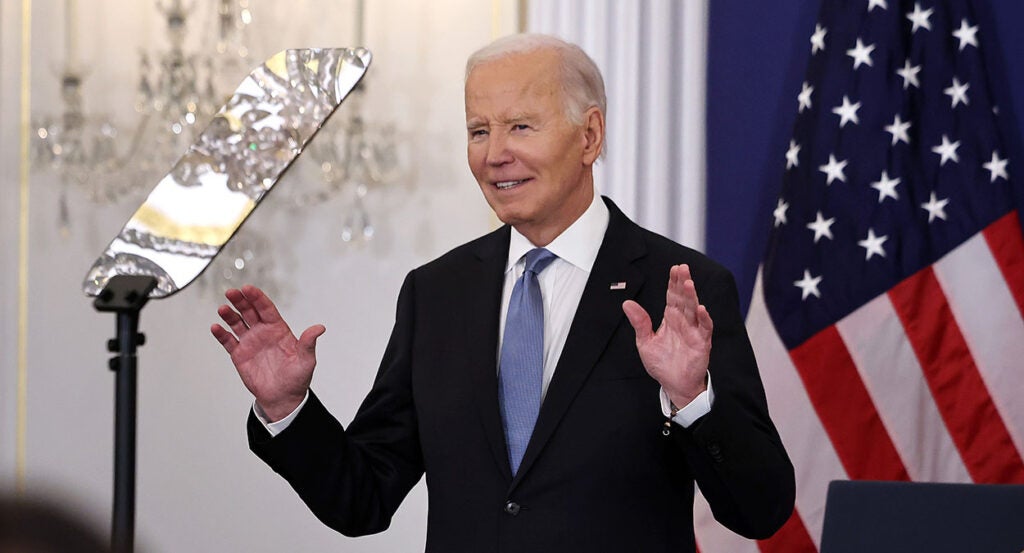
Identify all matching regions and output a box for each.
[695,0,1024,551]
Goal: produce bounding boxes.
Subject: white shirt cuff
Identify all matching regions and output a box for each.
[253,390,310,437]
[659,376,715,428]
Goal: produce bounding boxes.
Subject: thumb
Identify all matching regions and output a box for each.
[298,324,326,353]
[622,300,653,342]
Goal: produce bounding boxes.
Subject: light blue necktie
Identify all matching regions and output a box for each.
[499,247,557,476]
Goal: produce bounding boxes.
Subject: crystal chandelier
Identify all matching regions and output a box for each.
[294,88,409,243]
[31,0,254,225]
[30,0,123,232]
[134,0,254,162]
[283,0,410,244]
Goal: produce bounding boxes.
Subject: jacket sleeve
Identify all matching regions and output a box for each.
[248,272,424,537]
[671,266,796,539]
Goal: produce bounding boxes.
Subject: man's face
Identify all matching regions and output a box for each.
[465,49,600,245]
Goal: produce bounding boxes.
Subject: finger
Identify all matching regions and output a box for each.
[667,265,699,321]
[696,304,714,339]
[680,278,700,325]
[298,324,327,353]
[622,300,654,342]
[243,284,285,325]
[210,324,238,354]
[662,303,685,335]
[665,264,692,309]
[666,265,682,309]
[217,304,249,337]
[681,265,700,304]
[226,287,261,328]
[663,265,693,327]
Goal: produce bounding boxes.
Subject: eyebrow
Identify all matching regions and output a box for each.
[466,113,537,129]
[503,113,534,124]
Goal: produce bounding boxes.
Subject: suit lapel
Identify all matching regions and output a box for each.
[510,199,648,490]
[464,225,515,481]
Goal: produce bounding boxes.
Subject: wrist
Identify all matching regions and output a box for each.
[257,392,306,423]
[665,373,709,409]
[667,391,699,411]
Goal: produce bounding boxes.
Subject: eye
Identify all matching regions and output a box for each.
[469,128,488,138]
[512,124,530,131]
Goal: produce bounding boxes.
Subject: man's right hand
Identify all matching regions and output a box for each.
[211,284,326,422]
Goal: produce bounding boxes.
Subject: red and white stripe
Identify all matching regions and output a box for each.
[694,212,1024,552]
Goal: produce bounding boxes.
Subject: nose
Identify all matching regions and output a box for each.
[485,131,514,167]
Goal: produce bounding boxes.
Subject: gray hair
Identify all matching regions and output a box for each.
[466,33,607,127]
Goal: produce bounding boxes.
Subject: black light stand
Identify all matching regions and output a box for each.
[93,275,158,553]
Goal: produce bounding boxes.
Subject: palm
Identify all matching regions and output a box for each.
[635,311,709,388]
[211,285,325,420]
[230,318,313,399]
[623,264,713,405]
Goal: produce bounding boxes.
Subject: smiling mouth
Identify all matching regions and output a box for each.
[494,178,530,190]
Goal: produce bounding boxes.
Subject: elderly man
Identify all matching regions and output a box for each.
[212,34,794,552]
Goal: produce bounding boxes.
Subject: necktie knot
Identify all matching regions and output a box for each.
[524,247,557,276]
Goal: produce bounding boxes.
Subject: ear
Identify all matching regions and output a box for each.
[580,106,605,165]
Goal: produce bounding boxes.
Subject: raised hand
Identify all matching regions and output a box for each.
[211,284,326,422]
[622,264,713,407]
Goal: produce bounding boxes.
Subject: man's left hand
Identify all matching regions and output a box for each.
[622,264,713,407]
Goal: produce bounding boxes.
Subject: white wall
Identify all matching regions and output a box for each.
[0,1,518,551]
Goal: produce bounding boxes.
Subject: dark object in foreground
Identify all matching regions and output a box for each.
[820,480,1024,553]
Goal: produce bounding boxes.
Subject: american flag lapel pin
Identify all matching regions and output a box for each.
[609,282,627,290]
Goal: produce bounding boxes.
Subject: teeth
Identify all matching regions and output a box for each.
[496,179,526,189]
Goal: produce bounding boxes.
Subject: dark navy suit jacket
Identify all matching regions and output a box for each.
[249,197,795,552]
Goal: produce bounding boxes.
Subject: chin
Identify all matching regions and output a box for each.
[491,207,524,227]
[481,194,524,225]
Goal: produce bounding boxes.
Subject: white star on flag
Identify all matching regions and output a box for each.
[786,140,801,169]
[798,82,814,113]
[884,114,911,145]
[932,134,961,166]
[794,269,823,300]
[952,19,979,51]
[921,192,950,222]
[846,39,876,69]
[983,151,1009,182]
[857,228,889,260]
[944,77,970,108]
[907,2,933,33]
[773,198,789,227]
[810,24,827,54]
[806,211,836,243]
[832,95,861,127]
[701,2,1024,552]
[870,171,901,203]
[819,154,848,184]
[897,59,922,89]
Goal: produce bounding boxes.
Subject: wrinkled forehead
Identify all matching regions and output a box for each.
[464,51,564,115]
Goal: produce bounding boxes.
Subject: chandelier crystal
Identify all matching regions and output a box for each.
[31,0,254,219]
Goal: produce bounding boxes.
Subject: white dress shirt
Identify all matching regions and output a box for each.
[258,191,712,435]
[499,191,608,400]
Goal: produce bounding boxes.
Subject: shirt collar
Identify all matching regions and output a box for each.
[505,192,610,273]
